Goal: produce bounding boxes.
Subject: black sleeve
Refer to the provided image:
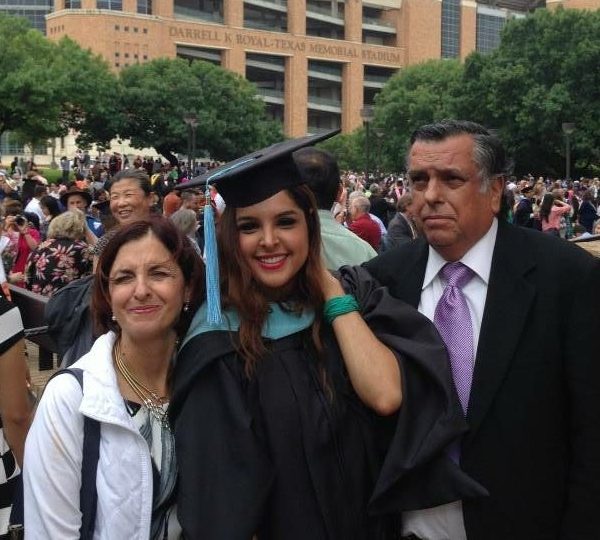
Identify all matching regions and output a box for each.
[338,265,487,514]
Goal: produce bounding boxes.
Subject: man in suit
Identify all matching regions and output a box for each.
[383,193,418,250]
[364,120,600,539]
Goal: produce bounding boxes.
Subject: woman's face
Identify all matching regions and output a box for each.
[236,190,309,294]
[109,232,189,343]
[594,222,600,235]
[109,178,152,225]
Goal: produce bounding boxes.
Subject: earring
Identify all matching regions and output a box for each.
[111,313,116,321]
[183,302,190,313]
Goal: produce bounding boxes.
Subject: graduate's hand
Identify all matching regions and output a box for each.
[319,267,344,301]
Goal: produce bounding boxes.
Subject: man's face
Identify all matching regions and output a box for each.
[408,134,503,262]
[67,194,88,211]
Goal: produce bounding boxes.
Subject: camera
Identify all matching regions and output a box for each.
[14,215,26,227]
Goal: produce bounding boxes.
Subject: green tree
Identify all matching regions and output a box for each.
[0,15,119,152]
[458,8,600,176]
[375,59,463,172]
[0,15,58,139]
[118,58,282,163]
[53,37,121,149]
[320,131,366,172]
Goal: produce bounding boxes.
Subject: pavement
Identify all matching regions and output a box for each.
[25,341,58,398]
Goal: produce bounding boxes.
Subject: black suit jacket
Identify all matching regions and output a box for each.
[364,220,600,540]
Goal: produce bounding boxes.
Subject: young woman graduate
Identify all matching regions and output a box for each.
[169,132,485,540]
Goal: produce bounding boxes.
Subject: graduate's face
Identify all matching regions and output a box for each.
[236,190,309,293]
[108,232,189,342]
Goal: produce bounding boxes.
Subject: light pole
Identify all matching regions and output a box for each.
[184,113,199,171]
[374,128,385,179]
[360,106,374,183]
[562,122,576,182]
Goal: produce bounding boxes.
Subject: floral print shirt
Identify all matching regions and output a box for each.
[25,237,93,297]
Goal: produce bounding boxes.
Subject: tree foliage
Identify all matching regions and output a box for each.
[118,58,282,163]
[374,59,463,172]
[456,8,600,176]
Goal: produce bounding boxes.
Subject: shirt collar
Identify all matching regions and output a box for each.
[422,217,498,289]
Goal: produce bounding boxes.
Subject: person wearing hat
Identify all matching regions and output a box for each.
[60,187,104,242]
[513,183,536,228]
[170,132,480,538]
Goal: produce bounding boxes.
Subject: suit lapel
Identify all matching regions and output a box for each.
[386,239,428,308]
[465,222,536,441]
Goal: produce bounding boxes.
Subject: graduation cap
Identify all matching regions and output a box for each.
[193,129,340,324]
[183,129,340,208]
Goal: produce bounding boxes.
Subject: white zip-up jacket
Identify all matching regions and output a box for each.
[24,332,153,539]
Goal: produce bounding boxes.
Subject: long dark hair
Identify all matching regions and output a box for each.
[92,216,205,339]
[218,184,325,377]
[539,193,555,223]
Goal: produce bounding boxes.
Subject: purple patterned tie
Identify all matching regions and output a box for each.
[434,262,475,415]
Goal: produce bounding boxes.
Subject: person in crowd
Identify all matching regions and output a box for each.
[4,211,40,288]
[179,189,202,215]
[24,217,204,539]
[368,183,394,228]
[170,208,201,256]
[292,146,377,270]
[539,192,571,236]
[162,187,182,217]
[23,185,47,225]
[513,184,535,228]
[91,169,154,264]
[60,156,70,183]
[383,193,419,250]
[363,120,600,539]
[0,296,32,538]
[25,211,93,297]
[578,189,597,233]
[348,194,382,251]
[39,195,62,240]
[170,134,478,539]
[60,186,104,242]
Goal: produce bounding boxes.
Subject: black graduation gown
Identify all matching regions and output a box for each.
[169,266,485,540]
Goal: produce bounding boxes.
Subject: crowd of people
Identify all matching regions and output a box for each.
[0,120,598,540]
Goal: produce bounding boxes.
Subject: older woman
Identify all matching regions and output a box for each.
[25,210,92,297]
[24,217,204,539]
[91,169,154,262]
[169,208,201,256]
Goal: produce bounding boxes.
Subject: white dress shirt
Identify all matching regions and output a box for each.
[401,218,498,540]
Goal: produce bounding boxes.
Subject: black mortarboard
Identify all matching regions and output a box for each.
[184,129,340,208]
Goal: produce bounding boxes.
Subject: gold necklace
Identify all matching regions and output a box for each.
[113,339,171,431]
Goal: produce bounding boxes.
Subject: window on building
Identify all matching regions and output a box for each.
[174,0,223,24]
[97,0,123,10]
[137,0,152,15]
[244,4,286,32]
[176,44,222,66]
[246,53,285,123]
[0,5,52,34]
[64,0,82,8]
[307,59,342,133]
[0,132,25,156]
[476,12,506,53]
[441,0,461,58]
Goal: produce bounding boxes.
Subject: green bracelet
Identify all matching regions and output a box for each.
[323,294,360,324]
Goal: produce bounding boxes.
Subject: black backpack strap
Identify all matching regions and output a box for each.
[50,368,100,540]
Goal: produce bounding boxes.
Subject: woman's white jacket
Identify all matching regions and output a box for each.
[24,332,154,539]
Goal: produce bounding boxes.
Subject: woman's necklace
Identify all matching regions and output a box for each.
[113,339,171,431]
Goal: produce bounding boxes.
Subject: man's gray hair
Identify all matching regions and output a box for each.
[351,195,371,213]
[407,120,512,192]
